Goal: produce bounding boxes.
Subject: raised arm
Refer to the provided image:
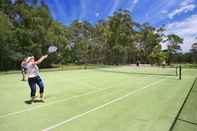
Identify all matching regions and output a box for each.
[34,55,48,65]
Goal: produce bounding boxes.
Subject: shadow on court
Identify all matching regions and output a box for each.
[24,99,44,104]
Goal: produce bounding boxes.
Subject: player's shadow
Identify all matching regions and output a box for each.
[24,100,33,104]
[24,99,44,104]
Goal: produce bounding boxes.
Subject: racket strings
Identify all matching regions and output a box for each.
[48,46,58,54]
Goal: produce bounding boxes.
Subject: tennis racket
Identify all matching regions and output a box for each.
[47,45,58,54]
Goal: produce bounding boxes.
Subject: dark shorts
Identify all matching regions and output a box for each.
[28,76,44,97]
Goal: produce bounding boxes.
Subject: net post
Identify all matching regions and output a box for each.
[179,65,182,80]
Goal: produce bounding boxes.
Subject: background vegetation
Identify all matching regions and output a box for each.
[0,0,197,71]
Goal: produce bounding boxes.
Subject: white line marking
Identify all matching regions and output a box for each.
[42,78,166,131]
[0,77,135,118]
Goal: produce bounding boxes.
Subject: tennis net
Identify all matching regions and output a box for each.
[95,65,181,77]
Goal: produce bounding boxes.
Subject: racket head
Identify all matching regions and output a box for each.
[48,45,58,54]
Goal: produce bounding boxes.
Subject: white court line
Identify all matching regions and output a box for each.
[0,76,136,119]
[42,78,166,131]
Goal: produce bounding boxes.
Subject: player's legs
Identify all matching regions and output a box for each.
[36,76,45,101]
[28,78,37,101]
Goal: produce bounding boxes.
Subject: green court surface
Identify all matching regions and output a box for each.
[173,72,197,131]
[0,66,197,131]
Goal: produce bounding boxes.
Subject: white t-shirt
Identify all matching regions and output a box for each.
[26,62,39,78]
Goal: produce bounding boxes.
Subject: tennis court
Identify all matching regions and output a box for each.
[0,66,196,131]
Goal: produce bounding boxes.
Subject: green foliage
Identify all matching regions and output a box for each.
[166,34,183,65]
[189,43,197,63]
[0,11,19,70]
[95,10,136,64]
[136,24,165,64]
[0,1,188,71]
[0,1,68,70]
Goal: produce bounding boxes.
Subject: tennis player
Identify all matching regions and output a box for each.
[25,55,48,103]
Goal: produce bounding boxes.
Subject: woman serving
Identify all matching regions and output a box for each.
[25,55,48,103]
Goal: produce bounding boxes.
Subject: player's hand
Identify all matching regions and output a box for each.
[43,55,48,59]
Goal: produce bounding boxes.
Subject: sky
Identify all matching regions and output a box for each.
[40,0,197,52]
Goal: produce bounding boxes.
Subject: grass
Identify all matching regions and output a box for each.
[180,64,197,69]
[0,66,196,131]
[173,77,197,131]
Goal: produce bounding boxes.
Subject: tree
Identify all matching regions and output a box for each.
[190,43,197,63]
[99,10,136,64]
[0,1,187,71]
[166,34,183,65]
[67,20,95,65]
[0,0,70,70]
[0,11,23,70]
[45,21,69,66]
[136,23,165,64]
